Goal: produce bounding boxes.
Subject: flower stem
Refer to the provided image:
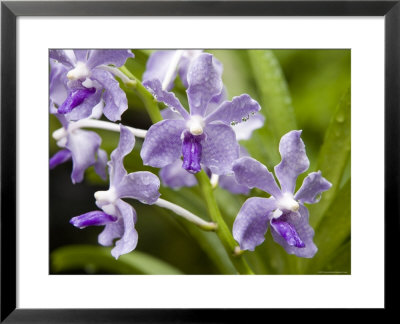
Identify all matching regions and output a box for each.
[68,119,147,138]
[119,66,163,123]
[196,170,254,275]
[154,198,217,231]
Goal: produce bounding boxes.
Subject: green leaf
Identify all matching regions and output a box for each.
[306,180,351,274]
[308,88,351,228]
[320,241,351,275]
[51,245,183,274]
[246,50,297,166]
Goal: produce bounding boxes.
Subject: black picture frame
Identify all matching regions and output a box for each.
[1,0,398,321]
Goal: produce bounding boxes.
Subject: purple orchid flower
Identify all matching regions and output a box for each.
[141,53,261,176]
[142,50,205,91]
[232,130,332,258]
[70,125,161,259]
[50,112,108,184]
[49,49,134,121]
[158,88,265,193]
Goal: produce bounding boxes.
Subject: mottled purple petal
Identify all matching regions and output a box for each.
[233,197,276,251]
[86,49,134,70]
[111,200,138,259]
[270,205,317,258]
[140,119,186,168]
[159,160,197,189]
[295,171,332,204]
[98,217,124,247]
[219,174,250,195]
[70,210,117,229]
[116,171,161,205]
[50,60,68,108]
[275,130,310,194]
[109,125,135,186]
[94,149,108,180]
[177,50,203,88]
[205,94,261,126]
[187,53,223,116]
[204,87,228,116]
[58,87,96,114]
[233,113,265,141]
[49,149,72,169]
[142,51,178,91]
[49,49,76,67]
[90,69,128,121]
[143,79,190,120]
[182,131,204,174]
[73,50,88,62]
[66,129,101,184]
[201,123,239,175]
[233,157,282,198]
[270,218,305,248]
[160,108,183,120]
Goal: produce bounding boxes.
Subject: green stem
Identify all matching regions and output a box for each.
[119,66,163,123]
[196,171,254,275]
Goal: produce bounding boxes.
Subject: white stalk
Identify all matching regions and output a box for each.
[57,119,147,138]
[98,65,132,84]
[76,119,147,138]
[162,50,184,90]
[154,198,217,231]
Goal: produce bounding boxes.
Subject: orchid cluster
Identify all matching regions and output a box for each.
[50,49,332,272]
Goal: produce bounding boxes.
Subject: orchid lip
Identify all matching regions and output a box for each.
[182,131,203,174]
[57,87,96,114]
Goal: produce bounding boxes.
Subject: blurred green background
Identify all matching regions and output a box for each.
[50,49,350,275]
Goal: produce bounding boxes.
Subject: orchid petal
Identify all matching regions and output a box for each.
[233,197,276,251]
[94,149,108,180]
[116,171,160,205]
[49,49,76,67]
[90,69,128,121]
[233,113,265,141]
[295,171,332,204]
[142,51,178,91]
[205,94,261,125]
[159,160,197,189]
[187,53,223,116]
[66,129,101,184]
[73,50,89,62]
[140,119,186,168]
[111,200,138,259]
[233,157,282,198]
[86,49,134,69]
[109,124,135,186]
[201,123,239,175]
[143,79,190,120]
[274,130,310,194]
[219,174,250,195]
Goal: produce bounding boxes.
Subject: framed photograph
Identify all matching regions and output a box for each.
[1,0,397,321]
